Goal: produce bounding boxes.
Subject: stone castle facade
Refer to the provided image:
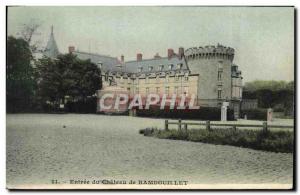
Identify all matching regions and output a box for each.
[43,27,243,118]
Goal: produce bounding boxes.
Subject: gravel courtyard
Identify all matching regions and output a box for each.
[7,114,293,188]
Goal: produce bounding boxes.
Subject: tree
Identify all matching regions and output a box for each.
[35,53,101,111]
[7,36,34,112]
[243,80,294,116]
[19,20,41,53]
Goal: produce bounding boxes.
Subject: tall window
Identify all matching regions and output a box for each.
[218,70,222,81]
[136,87,139,94]
[174,86,179,95]
[218,89,222,99]
[165,75,169,83]
[146,87,149,94]
[156,76,160,83]
[138,67,143,72]
[145,77,149,84]
[156,87,160,94]
[165,86,170,96]
[169,64,174,70]
[183,86,189,95]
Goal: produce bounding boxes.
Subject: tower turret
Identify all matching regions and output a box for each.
[185,44,235,107]
[43,25,60,58]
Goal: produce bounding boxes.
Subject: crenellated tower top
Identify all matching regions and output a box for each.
[185,44,235,62]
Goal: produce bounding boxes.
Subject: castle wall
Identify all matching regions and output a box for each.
[103,74,199,99]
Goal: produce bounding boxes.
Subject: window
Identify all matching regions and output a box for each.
[174,86,179,95]
[165,86,170,96]
[135,87,139,94]
[175,75,179,81]
[156,76,160,83]
[146,87,149,94]
[218,89,222,99]
[218,70,222,81]
[169,64,174,70]
[184,86,189,95]
[156,87,160,94]
[146,77,149,84]
[165,75,169,83]
[149,66,153,71]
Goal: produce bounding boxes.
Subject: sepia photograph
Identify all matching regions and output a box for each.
[6,6,295,190]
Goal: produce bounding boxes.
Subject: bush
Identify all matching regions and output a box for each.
[136,105,235,121]
[65,97,97,113]
[241,108,267,120]
[140,127,293,153]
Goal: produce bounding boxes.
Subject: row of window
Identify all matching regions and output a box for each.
[105,75,189,84]
[138,63,183,72]
[133,86,189,95]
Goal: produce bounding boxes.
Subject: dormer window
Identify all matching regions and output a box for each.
[138,67,143,72]
[149,66,153,71]
[169,64,174,70]
[177,63,183,69]
[159,65,164,71]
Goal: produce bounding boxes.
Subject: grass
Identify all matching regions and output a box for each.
[139,127,294,153]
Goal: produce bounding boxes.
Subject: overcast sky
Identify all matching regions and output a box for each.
[7,6,294,82]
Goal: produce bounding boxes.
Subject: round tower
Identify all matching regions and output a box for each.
[185,44,235,107]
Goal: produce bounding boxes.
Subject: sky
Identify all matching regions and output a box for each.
[7,6,294,82]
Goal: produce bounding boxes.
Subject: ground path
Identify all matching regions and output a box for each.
[7,114,293,188]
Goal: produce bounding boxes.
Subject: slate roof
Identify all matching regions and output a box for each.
[72,51,120,71]
[43,26,60,58]
[74,51,189,75]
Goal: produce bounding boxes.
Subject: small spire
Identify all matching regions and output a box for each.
[51,25,54,35]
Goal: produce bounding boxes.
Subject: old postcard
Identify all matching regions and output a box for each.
[6,6,295,190]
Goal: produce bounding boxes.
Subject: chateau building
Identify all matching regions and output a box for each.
[68,45,242,117]
[43,27,243,118]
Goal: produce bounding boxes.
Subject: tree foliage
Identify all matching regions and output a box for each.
[243,80,294,115]
[35,53,101,109]
[7,36,35,112]
[244,80,294,92]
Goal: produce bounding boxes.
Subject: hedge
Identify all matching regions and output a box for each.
[241,109,267,120]
[139,128,294,153]
[136,105,235,121]
[65,97,97,113]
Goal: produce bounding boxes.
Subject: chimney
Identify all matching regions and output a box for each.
[137,53,142,61]
[168,48,174,59]
[121,55,124,63]
[178,47,184,59]
[154,53,161,59]
[68,46,75,53]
